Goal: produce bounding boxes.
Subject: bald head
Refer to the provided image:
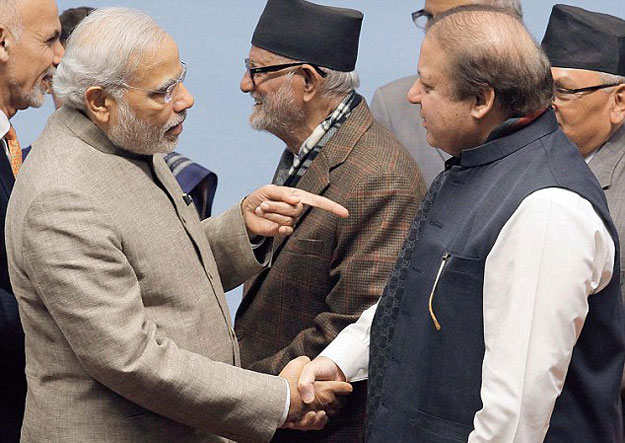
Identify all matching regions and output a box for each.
[427,5,551,116]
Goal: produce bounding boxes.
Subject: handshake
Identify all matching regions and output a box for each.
[278,356,351,431]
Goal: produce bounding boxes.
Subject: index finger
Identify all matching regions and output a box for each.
[314,380,353,395]
[293,190,349,218]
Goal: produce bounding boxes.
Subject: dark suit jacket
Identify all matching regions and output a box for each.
[0,139,26,443]
[235,100,427,442]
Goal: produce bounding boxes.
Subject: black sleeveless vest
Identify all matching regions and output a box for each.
[367,111,625,443]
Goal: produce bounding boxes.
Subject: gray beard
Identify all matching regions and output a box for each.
[24,84,46,108]
[107,99,184,156]
[8,72,49,109]
[249,76,306,137]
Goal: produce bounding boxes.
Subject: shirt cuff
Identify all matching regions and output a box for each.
[248,235,272,266]
[279,377,290,427]
[249,235,266,249]
[320,333,369,382]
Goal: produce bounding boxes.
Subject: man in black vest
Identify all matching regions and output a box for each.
[296,5,625,442]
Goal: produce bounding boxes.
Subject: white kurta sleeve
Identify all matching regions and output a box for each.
[319,301,377,381]
[469,187,615,442]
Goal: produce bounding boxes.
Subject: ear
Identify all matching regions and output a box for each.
[470,86,496,120]
[300,65,323,103]
[84,86,116,125]
[610,84,625,126]
[0,26,12,64]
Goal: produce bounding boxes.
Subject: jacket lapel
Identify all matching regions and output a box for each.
[58,107,234,326]
[241,100,373,307]
[272,100,373,256]
[588,124,625,190]
[151,155,233,327]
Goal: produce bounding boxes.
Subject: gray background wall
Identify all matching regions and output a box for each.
[14,0,624,315]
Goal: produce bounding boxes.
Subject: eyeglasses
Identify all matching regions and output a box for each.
[411,9,433,31]
[553,82,620,103]
[244,58,327,87]
[122,61,187,104]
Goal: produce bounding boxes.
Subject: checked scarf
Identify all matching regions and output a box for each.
[272,91,362,187]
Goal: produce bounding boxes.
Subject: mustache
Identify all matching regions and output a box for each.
[167,110,186,130]
[44,66,57,93]
[44,66,57,78]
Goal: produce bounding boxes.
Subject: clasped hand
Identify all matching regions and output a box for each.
[279,356,352,431]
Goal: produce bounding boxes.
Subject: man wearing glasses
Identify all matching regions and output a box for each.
[542,5,625,433]
[234,0,425,442]
[542,5,625,280]
[50,6,218,221]
[6,7,355,442]
[370,0,522,186]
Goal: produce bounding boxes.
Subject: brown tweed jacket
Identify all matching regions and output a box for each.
[6,107,287,443]
[235,99,427,442]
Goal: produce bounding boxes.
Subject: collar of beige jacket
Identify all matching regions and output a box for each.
[56,106,151,161]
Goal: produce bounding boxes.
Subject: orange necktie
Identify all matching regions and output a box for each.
[5,126,22,177]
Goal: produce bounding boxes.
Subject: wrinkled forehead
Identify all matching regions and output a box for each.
[131,34,180,82]
[551,67,603,84]
[18,0,60,33]
[248,45,287,65]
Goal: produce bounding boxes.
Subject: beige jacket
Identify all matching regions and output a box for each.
[6,106,286,443]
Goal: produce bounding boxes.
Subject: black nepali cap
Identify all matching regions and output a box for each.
[541,4,625,76]
[251,0,363,72]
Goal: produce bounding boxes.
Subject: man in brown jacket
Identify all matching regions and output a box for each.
[6,7,351,443]
[234,1,426,442]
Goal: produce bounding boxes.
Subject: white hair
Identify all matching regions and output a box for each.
[318,68,360,98]
[53,7,168,110]
[599,72,625,85]
[269,52,359,100]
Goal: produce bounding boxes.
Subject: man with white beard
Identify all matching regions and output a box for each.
[5,7,353,443]
[0,0,64,440]
[234,1,425,442]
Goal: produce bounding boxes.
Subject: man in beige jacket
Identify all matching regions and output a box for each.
[5,7,350,443]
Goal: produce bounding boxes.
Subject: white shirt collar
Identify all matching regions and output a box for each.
[584,148,598,164]
[0,109,10,139]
